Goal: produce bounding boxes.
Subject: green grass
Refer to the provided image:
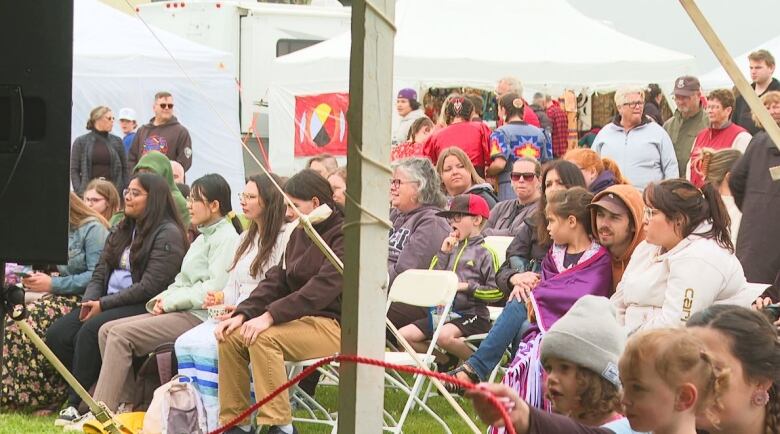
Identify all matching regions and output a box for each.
[0,382,487,433]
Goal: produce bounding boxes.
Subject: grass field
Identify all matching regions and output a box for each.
[0,382,488,434]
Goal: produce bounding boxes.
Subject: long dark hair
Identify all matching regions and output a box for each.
[104,173,187,269]
[284,169,341,213]
[443,94,474,125]
[190,173,243,234]
[537,160,587,245]
[230,173,287,279]
[644,179,733,253]
[688,305,780,434]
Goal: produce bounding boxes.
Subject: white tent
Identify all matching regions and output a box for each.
[700,35,780,89]
[268,0,696,174]
[73,0,244,207]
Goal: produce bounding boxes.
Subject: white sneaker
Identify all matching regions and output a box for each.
[54,406,80,427]
[63,411,94,432]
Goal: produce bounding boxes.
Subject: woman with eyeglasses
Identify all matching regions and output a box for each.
[487,93,552,202]
[46,172,188,427]
[85,173,242,419]
[483,157,542,237]
[563,148,630,194]
[611,178,763,334]
[387,157,451,329]
[173,173,291,431]
[436,146,498,210]
[83,178,122,224]
[0,192,109,415]
[70,106,128,196]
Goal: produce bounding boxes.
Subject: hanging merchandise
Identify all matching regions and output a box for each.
[564,90,579,150]
[591,91,617,128]
[577,90,592,132]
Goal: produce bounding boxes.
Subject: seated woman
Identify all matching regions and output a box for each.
[483,157,542,237]
[436,147,498,209]
[0,193,109,414]
[447,160,587,389]
[387,157,450,330]
[612,178,764,333]
[88,173,242,415]
[327,167,347,207]
[83,179,121,224]
[563,147,630,194]
[46,173,188,425]
[500,186,612,409]
[215,169,344,434]
[175,173,290,431]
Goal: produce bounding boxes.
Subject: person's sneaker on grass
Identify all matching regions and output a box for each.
[62,411,94,432]
[267,424,299,434]
[54,406,80,426]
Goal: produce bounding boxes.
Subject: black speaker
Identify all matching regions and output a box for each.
[0,1,73,263]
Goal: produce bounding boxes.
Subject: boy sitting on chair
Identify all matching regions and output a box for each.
[398,194,501,371]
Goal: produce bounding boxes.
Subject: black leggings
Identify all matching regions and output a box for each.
[45,303,148,407]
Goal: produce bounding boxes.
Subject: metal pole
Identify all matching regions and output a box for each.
[337,0,395,433]
[679,0,780,180]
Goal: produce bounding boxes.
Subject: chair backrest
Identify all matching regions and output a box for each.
[484,235,513,266]
[386,269,458,309]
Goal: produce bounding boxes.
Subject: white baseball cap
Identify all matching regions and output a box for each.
[118,107,136,121]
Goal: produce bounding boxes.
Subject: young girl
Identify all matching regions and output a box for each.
[83,178,122,224]
[85,173,242,417]
[391,116,434,161]
[492,186,612,430]
[175,173,291,431]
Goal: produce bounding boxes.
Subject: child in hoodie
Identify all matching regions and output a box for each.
[398,194,501,367]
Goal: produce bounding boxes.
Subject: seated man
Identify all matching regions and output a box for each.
[214,170,344,434]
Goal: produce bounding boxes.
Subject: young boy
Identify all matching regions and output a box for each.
[398,194,501,369]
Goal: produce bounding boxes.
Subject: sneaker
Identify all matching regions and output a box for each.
[267,425,299,434]
[54,406,80,427]
[62,411,94,432]
[225,426,252,434]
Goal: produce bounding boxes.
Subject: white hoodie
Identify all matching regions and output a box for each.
[612,222,764,334]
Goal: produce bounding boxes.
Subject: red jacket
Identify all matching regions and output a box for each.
[424,121,492,172]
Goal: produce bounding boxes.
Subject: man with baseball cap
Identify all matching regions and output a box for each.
[663,75,708,176]
[392,87,427,145]
[118,107,137,154]
[588,185,646,290]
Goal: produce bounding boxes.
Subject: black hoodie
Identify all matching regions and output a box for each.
[128,116,193,171]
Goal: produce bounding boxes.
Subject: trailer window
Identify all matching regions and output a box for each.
[276,39,322,57]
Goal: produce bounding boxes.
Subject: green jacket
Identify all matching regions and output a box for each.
[663,108,708,177]
[110,151,191,227]
[145,218,239,321]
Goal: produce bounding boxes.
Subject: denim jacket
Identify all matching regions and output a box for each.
[51,218,109,296]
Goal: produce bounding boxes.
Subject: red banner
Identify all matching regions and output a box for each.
[294,92,349,157]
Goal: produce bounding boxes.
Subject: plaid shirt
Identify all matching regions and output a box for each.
[547,102,568,158]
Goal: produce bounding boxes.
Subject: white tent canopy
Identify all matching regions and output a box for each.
[73,0,244,207]
[268,0,695,174]
[700,34,780,89]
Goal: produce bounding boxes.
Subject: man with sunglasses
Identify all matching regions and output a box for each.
[592,87,678,191]
[128,91,193,172]
[663,76,708,177]
[484,158,541,237]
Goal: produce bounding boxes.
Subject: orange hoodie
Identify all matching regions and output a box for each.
[589,185,646,292]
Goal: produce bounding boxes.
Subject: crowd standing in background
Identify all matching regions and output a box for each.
[2,50,780,434]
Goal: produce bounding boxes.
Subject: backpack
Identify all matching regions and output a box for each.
[142,375,207,434]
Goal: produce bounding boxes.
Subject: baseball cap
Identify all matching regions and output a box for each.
[673,76,701,96]
[118,108,136,121]
[588,192,629,216]
[436,194,490,220]
[397,88,417,101]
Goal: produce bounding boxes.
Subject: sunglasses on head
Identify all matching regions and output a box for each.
[159,103,174,109]
[510,172,536,182]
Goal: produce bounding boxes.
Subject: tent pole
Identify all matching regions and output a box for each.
[338,1,395,433]
[679,0,780,180]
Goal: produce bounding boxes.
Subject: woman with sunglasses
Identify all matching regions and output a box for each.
[612,178,763,334]
[484,157,542,237]
[70,106,128,195]
[46,173,188,426]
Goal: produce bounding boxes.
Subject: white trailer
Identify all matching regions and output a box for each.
[137,0,350,141]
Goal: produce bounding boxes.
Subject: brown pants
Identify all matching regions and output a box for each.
[93,312,202,410]
[218,316,340,426]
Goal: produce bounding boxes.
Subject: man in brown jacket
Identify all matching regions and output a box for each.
[127,91,193,172]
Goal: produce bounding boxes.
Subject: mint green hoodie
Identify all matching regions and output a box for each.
[146,218,239,321]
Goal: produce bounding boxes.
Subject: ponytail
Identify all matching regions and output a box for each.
[697,346,730,427]
[191,173,244,235]
[226,210,243,234]
[498,92,525,123]
[701,182,733,253]
[601,157,630,185]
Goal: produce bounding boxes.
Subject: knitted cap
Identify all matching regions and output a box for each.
[540,295,625,388]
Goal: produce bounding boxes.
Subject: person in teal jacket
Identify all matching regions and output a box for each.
[109,150,191,227]
[1,192,109,413]
[90,173,242,413]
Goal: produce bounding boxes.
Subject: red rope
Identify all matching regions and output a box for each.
[208,354,516,434]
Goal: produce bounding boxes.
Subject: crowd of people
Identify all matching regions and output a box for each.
[1,50,780,434]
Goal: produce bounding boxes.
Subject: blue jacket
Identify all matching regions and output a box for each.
[591,116,678,191]
[52,218,109,296]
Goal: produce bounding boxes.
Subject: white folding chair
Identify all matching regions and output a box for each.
[484,235,514,266]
